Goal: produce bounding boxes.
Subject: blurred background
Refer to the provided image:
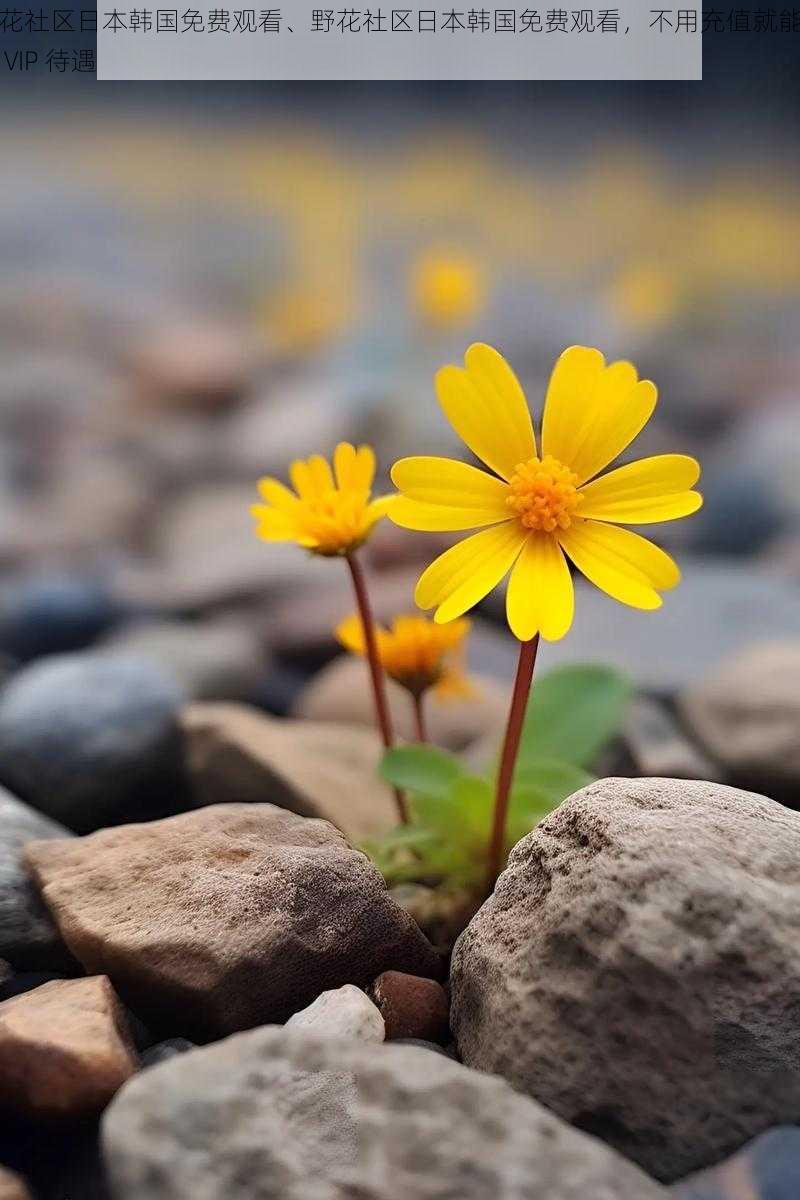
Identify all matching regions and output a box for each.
[0,31,799,792]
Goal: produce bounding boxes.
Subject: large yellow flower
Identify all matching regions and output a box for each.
[390,344,702,642]
[251,442,392,556]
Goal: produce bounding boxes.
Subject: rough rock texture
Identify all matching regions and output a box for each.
[672,1125,800,1198]
[102,1028,667,1200]
[680,641,800,792]
[0,654,187,832]
[450,778,800,1182]
[181,704,397,840]
[0,1167,31,1200]
[0,975,138,1119]
[295,656,508,751]
[26,804,440,1039]
[0,787,75,970]
[285,985,384,1042]
[370,971,449,1043]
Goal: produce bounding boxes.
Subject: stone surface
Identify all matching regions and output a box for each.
[0,1167,31,1200]
[130,321,253,412]
[0,654,187,833]
[451,777,800,1183]
[0,787,75,971]
[0,575,121,664]
[680,641,800,793]
[140,1039,196,1069]
[0,976,138,1119]
[26,804,440,1039]
[285,984,384,1042]
[100,618,267,703]
[370,971,449,1043]
[181,704,398,840]
[295,655,508,751]
[102,1028,667,1200]
[672,1125,800,1198]
[621,696,722,781]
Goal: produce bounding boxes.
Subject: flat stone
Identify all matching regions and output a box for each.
[0,1167,30,1200]
[0,654,187,832]
[102,1028,667,1200]
[294,655,508,751]
[0,787,75,971]
[0,975,138,1120]
[26,804,440,1039]
[370,971,449,1043]
[451,778,800,1182]
[680,640,800,794]
[672,1125,800,1198]
[285,985,384,1042]
[621,696,722,781]
[181,703,397,840]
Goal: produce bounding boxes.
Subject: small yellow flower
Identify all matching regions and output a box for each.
[411,250,484,329]
[336,613,473,699]
[251,442,393,557]
[390,344,703,643]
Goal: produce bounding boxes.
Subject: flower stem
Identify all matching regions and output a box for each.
[412,692,428,744]
[345,551,409,824]
[485,634,540,895]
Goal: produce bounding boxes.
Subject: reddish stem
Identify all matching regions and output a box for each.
[485,635,540,895]
[345,551,409,824]
[412,692,429,744]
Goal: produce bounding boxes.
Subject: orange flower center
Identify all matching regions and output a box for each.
[506,455,582,533]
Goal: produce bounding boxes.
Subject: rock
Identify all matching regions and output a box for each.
[0,787,75,970]
[690,471,786,557]
[181,704,398,840]
[370,970,449,1043]
[130,321,254,412]
[391,1037,452,1058]
[0,575,121,664]
[621,697,722,781]
[680,641,800,794]
[0,654,188,832]
[0,976,138,1119]
[140,1039,196,1069]
[0,1167,30,1200]
[99,619,267,703]
[285,984,384,1042]
[0,971,66,1003]
[450,778,800,1182]
[672,1125,800,1198]
[26,804,440,1040]
[102,1028,666,1200]
[295,656,508,752]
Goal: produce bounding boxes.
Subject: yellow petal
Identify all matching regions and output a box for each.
[559,519,680,610]
[392,456,510,509]
[307,454,335,494]
[435,343,536,481]
[579,455,703,523]
[352,444,376,492]
[250,506,296,542]
[333,442,358,491]
[506,535,575,642]
[335,614,367,654]
[415,522,527,622]
[542,347,657,484]
[256,477,299,511]
[391,496,510,532]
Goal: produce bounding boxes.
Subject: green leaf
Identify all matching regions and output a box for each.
[379,745,464,800]
[513,757,592,806]
[517,664,633,769]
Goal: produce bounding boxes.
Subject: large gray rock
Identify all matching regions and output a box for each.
[26,804,440,1039]
[680,640,800,794]
[102,1029,666,1200]
[451,778,800,1183]
[0,654,187,832]
[0,787,74,970]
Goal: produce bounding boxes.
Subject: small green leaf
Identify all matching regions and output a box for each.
[379,745,464,800]
[513,757,592,805]
[518,664,633,769]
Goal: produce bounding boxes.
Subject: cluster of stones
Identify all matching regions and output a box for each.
[1,760,800,1198]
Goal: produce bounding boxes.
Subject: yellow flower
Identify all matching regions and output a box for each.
[390,344,702,643]
[251,442,393,557]
[411,251,484,329]
[336,613,473,698]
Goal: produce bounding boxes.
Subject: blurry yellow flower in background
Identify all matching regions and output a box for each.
[411,250,485,329]
[390,343,702,643]
[251,442,393,557]
[607,261,682,333]
[258,286,346,357]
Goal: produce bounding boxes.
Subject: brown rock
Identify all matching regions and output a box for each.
[0,976,138,1120]
[371,970,449,1043]
[294,656,508,751]
[131,321,254,412]
[451,778,800,1182]
[0,1166,31,1200]
[26,804,440,1040]
[181,704,397,840]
